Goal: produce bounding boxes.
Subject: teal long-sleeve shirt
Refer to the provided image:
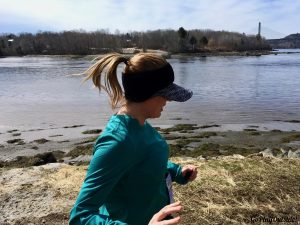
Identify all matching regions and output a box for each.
[69,115,188,225]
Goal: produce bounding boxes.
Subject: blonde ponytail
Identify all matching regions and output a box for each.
[83,53,128,109]
[82,52,167,109]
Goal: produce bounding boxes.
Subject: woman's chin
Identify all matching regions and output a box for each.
[150,112,162,119]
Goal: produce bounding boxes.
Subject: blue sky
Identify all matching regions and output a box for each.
[0,0,299,39]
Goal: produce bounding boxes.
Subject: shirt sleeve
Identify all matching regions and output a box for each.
[167,161,188,185]
[69,134,135,225]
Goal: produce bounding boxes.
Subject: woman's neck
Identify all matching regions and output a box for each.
[117,103,146,126]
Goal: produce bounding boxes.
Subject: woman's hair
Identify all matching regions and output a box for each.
[83,52,168,109]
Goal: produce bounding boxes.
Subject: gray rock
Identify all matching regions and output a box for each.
[187,142,201,148]
[39,162,63,170]
[219,149,228,154]
[220,154,245,160]
[279,148,289,158]
[231,154,245,159]
[260,148,276,158]
[196,155,206,161]
[179,156,195,161]
[293,149,300,158]
[289,149,300,158]
[287,150,294,158]
[183,147,194,151]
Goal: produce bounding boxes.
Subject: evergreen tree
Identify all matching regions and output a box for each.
[200,36,208,48]
[177,27,188,52]
[189,36,197,51]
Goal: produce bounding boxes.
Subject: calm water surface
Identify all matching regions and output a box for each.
[0,52,300,131]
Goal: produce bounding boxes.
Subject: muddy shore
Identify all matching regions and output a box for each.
[1,122,299,167]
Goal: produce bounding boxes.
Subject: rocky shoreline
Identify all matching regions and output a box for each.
[1,122,300,224]
[1,123,300,167]
[1,157,299,225]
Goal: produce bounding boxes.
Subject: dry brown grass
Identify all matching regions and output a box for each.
[1,157,299,225]
[172,157,300,224]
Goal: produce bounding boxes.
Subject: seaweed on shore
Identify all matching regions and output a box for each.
[75,136,98,145]
[271,129,282,132]
[0,151,65,168]
[161,124,198,133]
[281,133,300,143]
[284,120,300,123]
[63,125,85,128]
[249,131,261,136]
[7,139,25,145]
[199,124,220,129]
[33,138,49,144]
[82,129,102,134]
[192,131,218,138]
[65,144,94,158]
[49,134,63,137]
[7,129,18,133]
[169,142,262,158]
[243,128,258,132]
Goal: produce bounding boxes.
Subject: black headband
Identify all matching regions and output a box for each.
[122,63,174,102]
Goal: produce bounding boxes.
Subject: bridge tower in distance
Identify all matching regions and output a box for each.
[257,22,262,40]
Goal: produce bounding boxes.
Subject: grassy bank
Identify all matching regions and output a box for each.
[173,157,300,224]
[1,157,299,224]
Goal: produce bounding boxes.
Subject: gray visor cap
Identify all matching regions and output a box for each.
[152,83,193,102]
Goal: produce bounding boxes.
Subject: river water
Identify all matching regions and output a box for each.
[0,51,300,132]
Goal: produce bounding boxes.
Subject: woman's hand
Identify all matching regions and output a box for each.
[148,202,182,225]
[182,165,197,182]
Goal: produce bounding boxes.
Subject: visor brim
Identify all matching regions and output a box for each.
[153,83,193,102]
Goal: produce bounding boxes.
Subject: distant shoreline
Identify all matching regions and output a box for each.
[2,49,300,60]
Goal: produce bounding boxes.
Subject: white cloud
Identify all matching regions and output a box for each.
[0,0,299,38]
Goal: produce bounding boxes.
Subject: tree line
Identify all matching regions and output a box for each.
[0,27,271,56]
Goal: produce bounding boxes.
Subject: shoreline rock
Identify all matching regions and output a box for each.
[1,124,300,168]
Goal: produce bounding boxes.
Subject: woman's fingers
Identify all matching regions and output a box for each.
[182,165,198,181]
[149,202,182,225]
[156,202,182,221]
[190,168,197,181]
[160,216,181,225]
